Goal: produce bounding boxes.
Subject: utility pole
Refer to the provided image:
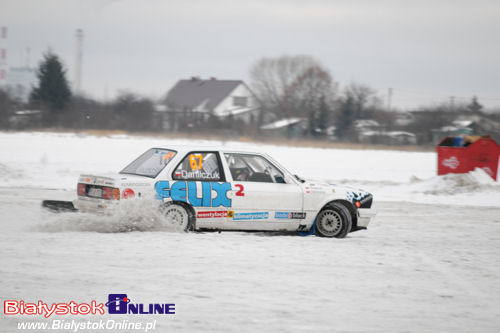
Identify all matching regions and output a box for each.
[0,26,8,88]
[74,28,83,94]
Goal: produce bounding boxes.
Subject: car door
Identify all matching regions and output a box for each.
[167,151,231,229]
[223,152,304,231]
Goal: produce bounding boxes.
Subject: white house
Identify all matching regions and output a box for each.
[160,77,261,130]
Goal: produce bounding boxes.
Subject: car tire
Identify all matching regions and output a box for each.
[315,202,352,238]
[161,202,192,231]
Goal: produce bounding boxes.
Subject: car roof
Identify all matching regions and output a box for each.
[149,145,293,177]
[152,145,268,155]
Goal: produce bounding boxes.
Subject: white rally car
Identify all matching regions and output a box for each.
[71,146,375,238]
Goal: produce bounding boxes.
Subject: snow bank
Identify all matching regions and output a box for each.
[410,168,499,195]
[374,168,500,207]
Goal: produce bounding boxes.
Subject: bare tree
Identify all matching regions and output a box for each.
[111,91,155,132]
[250,55,337,133]
[66,95,112,129]
[335,83,383,140]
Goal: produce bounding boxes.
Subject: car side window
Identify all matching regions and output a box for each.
[173,152,224,181]
[224,153,286,183]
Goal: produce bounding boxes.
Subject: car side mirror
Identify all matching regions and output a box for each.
[293,174,305,183]
[284,174,294,184]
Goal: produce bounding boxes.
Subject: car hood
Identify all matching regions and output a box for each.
[303,180,373,206]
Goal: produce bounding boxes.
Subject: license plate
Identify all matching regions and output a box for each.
[88,187,102,198]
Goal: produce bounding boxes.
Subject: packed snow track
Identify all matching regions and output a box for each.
[1,186,499,332]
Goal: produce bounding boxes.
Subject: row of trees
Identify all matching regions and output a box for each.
[250,55,387,139]
[0,52,158,132]
[1,51,495,144]
[3,52,386,139]
[250,55,495,143]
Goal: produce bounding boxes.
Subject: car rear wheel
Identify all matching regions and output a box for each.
[161,203,192,231]
[315,202,352,238]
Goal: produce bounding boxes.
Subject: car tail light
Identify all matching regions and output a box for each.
[102,187,112,199]
[77,183,86,196]
[112,188,120,200]
[79,184,120,200]
[101,187,120,200]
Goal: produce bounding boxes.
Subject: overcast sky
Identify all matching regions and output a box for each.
[1,0,499,109]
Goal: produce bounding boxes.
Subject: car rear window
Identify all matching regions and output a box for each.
[120,148,176,178]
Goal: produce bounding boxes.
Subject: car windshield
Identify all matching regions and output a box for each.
[120,148,176,178]
[224,153,286,183]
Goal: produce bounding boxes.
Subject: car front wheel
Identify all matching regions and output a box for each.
[315,202,352,238]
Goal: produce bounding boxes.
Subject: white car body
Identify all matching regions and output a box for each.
[74,146,375,234]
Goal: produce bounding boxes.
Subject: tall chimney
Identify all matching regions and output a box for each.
[0,26,7,87]
[74,28,83,94]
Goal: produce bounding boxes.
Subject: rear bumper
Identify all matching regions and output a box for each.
[74,196,116,212]
[357,208,376,228]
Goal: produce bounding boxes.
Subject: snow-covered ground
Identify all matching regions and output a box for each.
[1,131,500,332]
[1,132,499,206]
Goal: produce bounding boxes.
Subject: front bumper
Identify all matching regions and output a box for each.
[357,208,376,228]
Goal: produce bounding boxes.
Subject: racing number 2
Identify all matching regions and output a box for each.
[189,154,203,170]
[235,184,245,197]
